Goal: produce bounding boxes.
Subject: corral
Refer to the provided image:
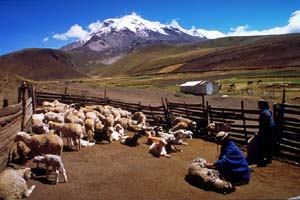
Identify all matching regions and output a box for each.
[0,83,300,200]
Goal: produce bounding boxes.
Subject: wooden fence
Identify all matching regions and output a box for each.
[3,88,298,166]
[0,83,33,172]
[274,103,300,163]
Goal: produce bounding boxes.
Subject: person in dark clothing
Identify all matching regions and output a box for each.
[257,99,275,167]
[205,131,251,185]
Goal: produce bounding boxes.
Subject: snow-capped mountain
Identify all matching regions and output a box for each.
[62,13,206,53]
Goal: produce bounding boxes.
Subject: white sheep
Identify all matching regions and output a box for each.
[0,167,35,200]
[33,154,67,184]
[187,157,235,194]
[148,138,170,158]
[169,129,194,145]
[49,122,82,151]
[84,118,96,142]
[14,132,63,156]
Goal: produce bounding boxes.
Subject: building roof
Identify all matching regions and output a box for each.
[180,80,208,87]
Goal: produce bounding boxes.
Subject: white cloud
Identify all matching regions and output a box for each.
[52,24,89,40]
[43,37,49,42]
[195,29,226,39]
[195,10,300,39]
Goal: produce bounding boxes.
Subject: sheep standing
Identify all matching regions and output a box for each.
[33,154,67,184]
[49,122,82,151]
[14,132,63,156]
[0,167,35,200]
[187,157,235,194]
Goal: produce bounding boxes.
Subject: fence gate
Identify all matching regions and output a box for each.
[274,103,300,163]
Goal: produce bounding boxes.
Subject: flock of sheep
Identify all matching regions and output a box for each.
[0,99,231,199]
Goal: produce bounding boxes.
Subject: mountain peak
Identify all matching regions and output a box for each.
[62,13,206,53]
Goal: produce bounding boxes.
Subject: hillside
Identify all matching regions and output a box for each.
[94,33,300,76]
[1,34,300,80]
[0,48,87,81]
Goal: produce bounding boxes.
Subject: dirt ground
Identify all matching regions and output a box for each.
[23,133,300,200]
[11,87,296,200]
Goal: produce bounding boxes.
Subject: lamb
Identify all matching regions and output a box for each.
[107,127,121,142]
[169,129,194,145]
[14,131,63,156]
[186,157,235,194]
[48,122,82,151]
[148,138,170,158]
[33,154,67,184]
[0,167,35,200]
[120,133,143,147]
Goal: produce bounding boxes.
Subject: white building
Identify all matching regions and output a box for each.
[180,80,218,95]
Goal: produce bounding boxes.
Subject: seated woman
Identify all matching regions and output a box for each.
[205,131,251,185]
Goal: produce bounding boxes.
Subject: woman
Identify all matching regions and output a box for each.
[257,99,275,167]
[205,131,251,185]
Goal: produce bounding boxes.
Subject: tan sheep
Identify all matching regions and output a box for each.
[132,111,147,127]
[49,122,82,151]
[0,167,35,200]
[14,132,63,156]
[171,116,197,132]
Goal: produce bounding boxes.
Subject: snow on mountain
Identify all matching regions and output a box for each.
[62,13,206,52]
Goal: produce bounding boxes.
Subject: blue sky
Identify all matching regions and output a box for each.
[0,0,299,55]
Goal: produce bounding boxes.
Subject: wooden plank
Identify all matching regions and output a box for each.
[283,126,300,134]
[282,109,300,115]
[283,103,300,109]
[0,103,22,118]
[0,110,22,125]
[283,117,300,124]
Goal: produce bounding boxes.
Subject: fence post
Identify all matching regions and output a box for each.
[2,99,8,108]
[241,101,247,144]
[20,82,28,131]
[282,89,286,104]
[161,97,170,128]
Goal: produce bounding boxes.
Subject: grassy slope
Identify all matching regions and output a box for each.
[88,33,300,76]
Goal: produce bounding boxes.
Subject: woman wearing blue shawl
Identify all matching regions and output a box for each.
[205,131,251,185]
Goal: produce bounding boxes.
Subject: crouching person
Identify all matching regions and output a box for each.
[205,131,251,186]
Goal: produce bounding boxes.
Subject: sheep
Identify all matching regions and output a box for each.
[31,119,49,134]
[148,138,170,158]
[64,112,83,125]
[14,132,63,156]
[84,118,96,142]
[104,113,115,128]
[171,116,197,132]
[120,133,143,147]
[0,167,35,200]
[107,127,121,142]
[118,108,132,118]
[114,124,125,136]
[32,113,45,123]
[169,129,194,145]
[44,111,64,123]
[33,154,67,184]
[10,141,31,165]
[42,101,55,108]
[80,139,95,147]
[206,122,231,141]
[132,111,147,127]
[48,122,82,151]
[186,157,235,194]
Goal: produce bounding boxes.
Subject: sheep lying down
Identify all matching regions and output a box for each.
[186,157,235,194]
[0,167,35,200]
